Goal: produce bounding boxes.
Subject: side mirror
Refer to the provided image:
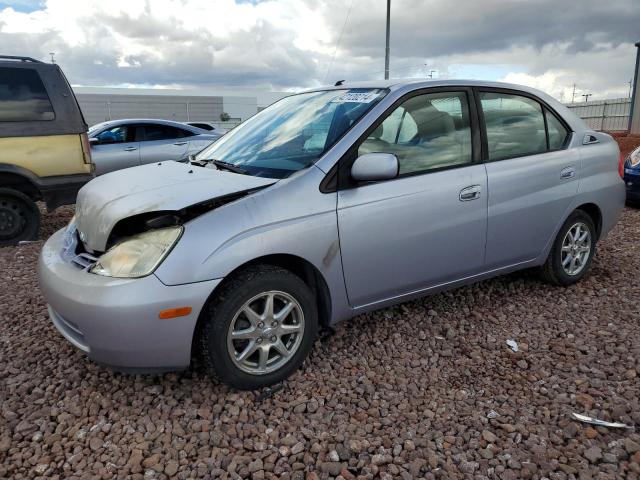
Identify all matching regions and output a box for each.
[351,153,399,182]
[88,137,99,146]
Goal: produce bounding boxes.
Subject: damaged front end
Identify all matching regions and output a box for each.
[102,188,263,251]
[63,187,266,277]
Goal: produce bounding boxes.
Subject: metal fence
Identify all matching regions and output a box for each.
[564,98,631,131]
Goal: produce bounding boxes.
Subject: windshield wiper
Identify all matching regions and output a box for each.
[211,159,248,174]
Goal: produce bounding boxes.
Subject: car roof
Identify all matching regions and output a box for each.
[301,78,548,95]
[94,118,194,127]
[298,78,587,133]
[90,118,207,132]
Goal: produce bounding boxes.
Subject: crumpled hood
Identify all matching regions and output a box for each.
[75,161,276,252]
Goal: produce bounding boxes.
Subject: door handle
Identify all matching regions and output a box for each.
[123,146,138,151]
[560,166,575,179]
[173,141,188,146]
[459,185,481,202]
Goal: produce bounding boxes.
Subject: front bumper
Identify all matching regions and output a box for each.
[625,168,640,202]
[38,228,221,372]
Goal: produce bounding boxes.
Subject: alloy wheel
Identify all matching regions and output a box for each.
[561,222,591,276]
[226,290,305,375]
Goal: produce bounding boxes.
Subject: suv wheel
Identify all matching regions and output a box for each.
[199,265,318,390]
[0,188,40,247]
[540,210,596,286]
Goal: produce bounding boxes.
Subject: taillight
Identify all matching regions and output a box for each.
[80,132,93,165]
[618,152,625,179]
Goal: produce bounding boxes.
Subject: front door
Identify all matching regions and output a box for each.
[337,90,488,307]
[90,125,140,175]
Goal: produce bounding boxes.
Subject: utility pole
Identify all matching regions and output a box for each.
[384,0,390,80]
[629,80,633,99]
[582,93,592,102]
[571,83,576,103]
[630,41,640,134]
[49,52,56,63]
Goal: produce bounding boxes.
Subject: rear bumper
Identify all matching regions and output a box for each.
[38,228,221,371]
[39,173,94,210]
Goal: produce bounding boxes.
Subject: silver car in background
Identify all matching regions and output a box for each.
[39,80,625,390]
[88,118,221,175]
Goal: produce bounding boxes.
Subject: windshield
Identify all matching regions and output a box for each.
[195,88,387,178]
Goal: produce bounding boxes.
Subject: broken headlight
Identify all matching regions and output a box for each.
[90,226,183,278]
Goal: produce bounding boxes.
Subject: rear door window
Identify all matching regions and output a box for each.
[479,92,547,161]
[0,67,55,122]
[142,124,193,141]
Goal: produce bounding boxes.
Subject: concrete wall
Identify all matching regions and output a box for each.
[77,92,228,127]
[73,86,287,128]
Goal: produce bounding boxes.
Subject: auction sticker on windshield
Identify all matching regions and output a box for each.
[332,91,381,103]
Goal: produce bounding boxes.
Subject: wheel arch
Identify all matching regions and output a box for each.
[191,253,332,357]
[0,164,42,201]
[575,202,602,241]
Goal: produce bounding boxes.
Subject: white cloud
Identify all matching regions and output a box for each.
[0,0,638,98]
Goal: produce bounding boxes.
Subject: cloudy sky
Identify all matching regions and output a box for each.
[0,0,638,101]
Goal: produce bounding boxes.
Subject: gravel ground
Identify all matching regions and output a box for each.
[1,205,640,480]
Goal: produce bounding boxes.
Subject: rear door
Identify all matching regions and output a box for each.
[90,124,140,175]
[138,124,193,164]
[478,89,577,268]
[337,89,488,307]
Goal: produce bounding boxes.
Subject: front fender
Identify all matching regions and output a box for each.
[154,166,353,325]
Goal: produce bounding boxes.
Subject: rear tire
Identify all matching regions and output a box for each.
[199,265,318,390]
[0,188,40,247]
[540,210,596,286]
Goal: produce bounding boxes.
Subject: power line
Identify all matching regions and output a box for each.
[323,0,354,84]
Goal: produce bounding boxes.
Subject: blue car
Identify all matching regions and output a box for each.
[624,146,640,204]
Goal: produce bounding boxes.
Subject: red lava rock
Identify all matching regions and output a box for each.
[2,205,640,478]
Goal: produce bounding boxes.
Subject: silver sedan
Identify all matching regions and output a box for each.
[88,119,221,175]
[41,80,624,390]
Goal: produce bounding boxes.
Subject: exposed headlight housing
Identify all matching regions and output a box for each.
[90,226,183,278]
[629,146,640,167]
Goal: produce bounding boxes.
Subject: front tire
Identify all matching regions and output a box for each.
[540,210,596,286]
[199,265,318,390]
[0,188,40,247]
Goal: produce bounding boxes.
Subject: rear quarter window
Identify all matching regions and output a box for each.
[0,67,55,122]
